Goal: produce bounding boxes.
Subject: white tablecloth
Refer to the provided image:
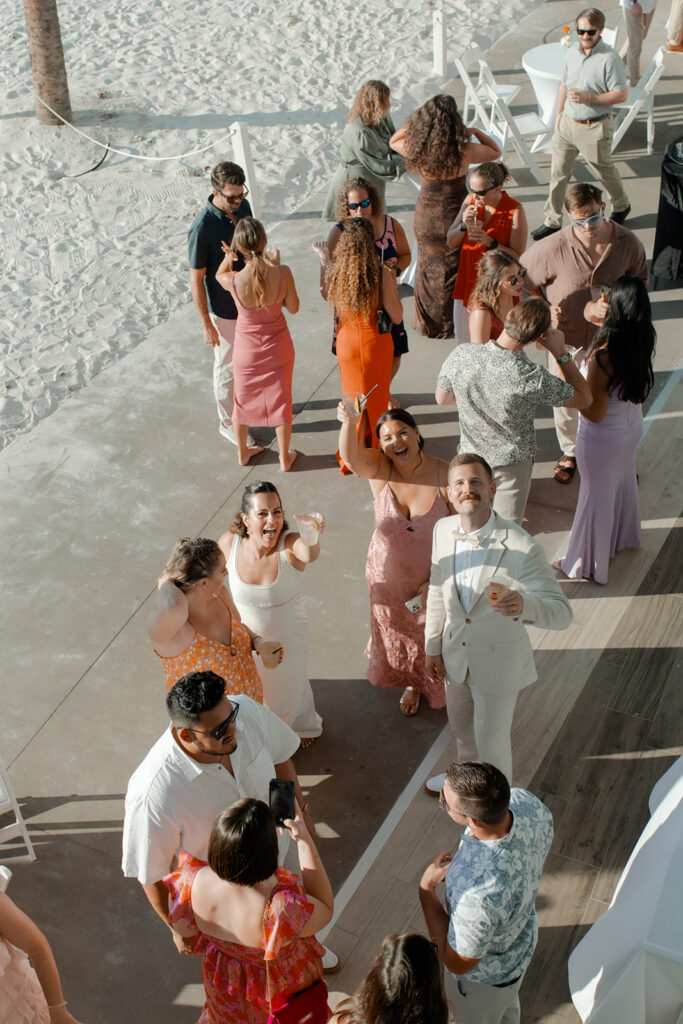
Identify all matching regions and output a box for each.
[522,42,565,152]
[568,756,683,1024]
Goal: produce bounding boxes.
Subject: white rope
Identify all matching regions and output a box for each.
[30,87,239,161]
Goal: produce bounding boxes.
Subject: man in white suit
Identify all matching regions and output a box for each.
[424,454,572,791]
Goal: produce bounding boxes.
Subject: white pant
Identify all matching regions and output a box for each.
[444,970,524,1024]
[212,316,236,430]
[444,672,518,781]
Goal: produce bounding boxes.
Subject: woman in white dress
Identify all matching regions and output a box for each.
[0,889,82,1024]
[218,482,324,746]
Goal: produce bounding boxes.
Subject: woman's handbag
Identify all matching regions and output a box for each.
[263,889,330,1024]
[376,259,393,336]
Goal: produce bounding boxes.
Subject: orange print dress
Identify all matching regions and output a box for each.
[155,595,263,702]
[164,853,326,1024]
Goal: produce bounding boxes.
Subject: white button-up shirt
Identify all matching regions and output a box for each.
[454,512,496,612]
[122,695,299,884]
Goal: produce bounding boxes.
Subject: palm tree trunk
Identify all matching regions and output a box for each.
[23,0,73,125]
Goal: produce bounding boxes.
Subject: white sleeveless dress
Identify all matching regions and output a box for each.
[227,533,322,738]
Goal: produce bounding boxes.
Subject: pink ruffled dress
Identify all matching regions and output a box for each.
[0,936,50,1024]
[164,852,326,1024]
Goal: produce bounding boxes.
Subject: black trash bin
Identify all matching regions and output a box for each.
[652,135,683,287]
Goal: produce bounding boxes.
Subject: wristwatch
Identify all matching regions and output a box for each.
[557,351,572,365]
[488,237,499,249]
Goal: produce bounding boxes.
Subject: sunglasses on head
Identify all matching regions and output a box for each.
[577,27,598,36]
[348,198,371,210]
[191,701,240,741]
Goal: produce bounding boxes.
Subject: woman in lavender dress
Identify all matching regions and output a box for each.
[558,277,655,584]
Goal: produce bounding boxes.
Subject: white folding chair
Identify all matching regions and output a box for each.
[454,46,521,128]
[611,46,666,154]
[602,26,619,47]
[478,71,547,184]
[0,757,36,861]
[0,865,12,892]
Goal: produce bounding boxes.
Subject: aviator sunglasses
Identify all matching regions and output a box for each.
[348,198,372,210]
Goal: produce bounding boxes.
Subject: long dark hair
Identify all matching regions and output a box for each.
[335,933,448,1024]
[402,95,469,178]
[589,276,655,404]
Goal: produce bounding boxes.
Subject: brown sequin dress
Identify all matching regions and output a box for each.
[412,174,467,339]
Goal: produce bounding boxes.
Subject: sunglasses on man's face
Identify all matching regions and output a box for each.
[577,27,598,36]
[571,211,602,228]
[348,198,371,210]
[191,702,240,741]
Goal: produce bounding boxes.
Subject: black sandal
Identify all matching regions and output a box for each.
[553,456,577,485]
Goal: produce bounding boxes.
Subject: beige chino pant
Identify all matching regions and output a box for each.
[543,113,629,228]
[622,6,655,85]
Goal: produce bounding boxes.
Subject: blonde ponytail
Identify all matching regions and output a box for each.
[233,217,270,308]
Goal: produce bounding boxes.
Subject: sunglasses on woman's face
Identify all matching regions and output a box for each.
[348,198,371,210]
[506,268,528,286]
[471,184,496,196]
[577,27,598,36]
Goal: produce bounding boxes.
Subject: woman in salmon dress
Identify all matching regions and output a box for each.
[164,798,333,1024]
[338,406,452,715]
[389,95,501,339]
[216,217,300,472]
[446,162,527,344]
[148,536,283,699]
[323,218,401,471]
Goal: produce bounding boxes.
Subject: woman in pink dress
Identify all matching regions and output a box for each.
[0,890,82,1024]
[164,798,333,1024]
[338,406,452,716]
[216,218,299,472]
[557,276,655,584]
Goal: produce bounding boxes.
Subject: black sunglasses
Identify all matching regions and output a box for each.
[577,27,598,36]
[507,268,528,286]
[191,701,240,740]
[471,184,496,196]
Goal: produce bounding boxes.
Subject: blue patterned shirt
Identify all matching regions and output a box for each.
[445,788,553,985]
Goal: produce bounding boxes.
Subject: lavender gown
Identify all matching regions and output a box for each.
[560,392,643,584]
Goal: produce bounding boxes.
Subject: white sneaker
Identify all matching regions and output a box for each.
[321,947,340,973]
[424,772,446,796]
[219,423,258,448]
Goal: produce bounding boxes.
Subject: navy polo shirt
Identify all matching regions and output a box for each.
[187,194,252,320]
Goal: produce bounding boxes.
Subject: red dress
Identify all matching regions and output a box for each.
[336,310,393,473]
[453,191,520,308]
[164,854,326,1024]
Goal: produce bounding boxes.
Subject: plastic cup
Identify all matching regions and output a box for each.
[259,639,284,669]
[342,391,363,420]
[486,581,508,605]
[293,513,323,546]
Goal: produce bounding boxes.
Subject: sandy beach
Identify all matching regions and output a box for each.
[1,0,539,450]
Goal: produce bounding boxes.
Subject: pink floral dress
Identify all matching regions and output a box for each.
[164,852,326,1024]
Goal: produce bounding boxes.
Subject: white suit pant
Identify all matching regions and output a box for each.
[444,970,524,1024]
[212,316,236,430]
[445,672,518,781]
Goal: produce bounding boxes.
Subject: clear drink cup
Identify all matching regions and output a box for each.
[292,513,323,546]
[486,581,509,605]
[259,639,284,669]
[342,391,363,420]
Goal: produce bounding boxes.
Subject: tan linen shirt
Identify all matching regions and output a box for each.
[520,223,648,352]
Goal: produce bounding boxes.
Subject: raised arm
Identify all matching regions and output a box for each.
[446,196,470,250]
[285,517,325,565]
[214,242,236,293]
[337,401,391,480]
[285,802,334,936]
[147,576,190,647]
[462,127,502,166]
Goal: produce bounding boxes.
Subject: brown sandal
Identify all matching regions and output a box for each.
[553,456,577,485]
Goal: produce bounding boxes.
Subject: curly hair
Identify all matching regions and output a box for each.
[402,95,469,178]
[326,218,379,315]
[468,250,519,316]
[165,537,222,593]
[335,933,448,1024]
[233,217,269,308]
[348,80,391,128]
[334,176,382,223]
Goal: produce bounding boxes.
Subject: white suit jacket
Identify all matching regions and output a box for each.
[425,513,572,695]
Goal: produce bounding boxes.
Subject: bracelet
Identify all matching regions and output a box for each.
[48,1002,68,1010]
[251,634,263,652]
[487,236,499,250]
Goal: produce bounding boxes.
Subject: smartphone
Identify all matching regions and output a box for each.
[405,593,423,613]
[269,779,295,827]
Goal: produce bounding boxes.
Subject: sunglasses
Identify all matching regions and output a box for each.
[471,184,496,196]
[577,27,598,36]
[571,211,602,228]
[219,188,249,203]
[506,268,528,286]
[348,198,371,210]
[191,701,240,741]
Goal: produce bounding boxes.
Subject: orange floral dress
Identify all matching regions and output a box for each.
[155,594,263,702]
[164,853,326,1024]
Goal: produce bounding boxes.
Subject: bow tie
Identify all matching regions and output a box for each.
[455,531,481,548]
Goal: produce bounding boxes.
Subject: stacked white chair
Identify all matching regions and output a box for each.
[611,46,667,155]
[0,757,36,861]
[477,65,547,184]
[454,46,521,128]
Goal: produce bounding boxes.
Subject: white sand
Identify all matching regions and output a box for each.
[1,0,534,451]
